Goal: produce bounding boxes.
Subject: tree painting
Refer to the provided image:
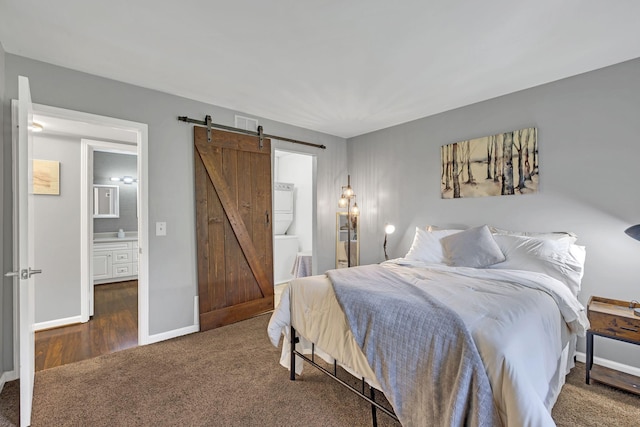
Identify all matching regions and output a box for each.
[440,127,538,199]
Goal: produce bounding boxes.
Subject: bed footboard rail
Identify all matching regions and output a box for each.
[289,326,398,425]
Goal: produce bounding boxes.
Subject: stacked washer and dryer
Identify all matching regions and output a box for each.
[273,182,299,284]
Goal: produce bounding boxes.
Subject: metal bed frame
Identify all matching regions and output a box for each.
[289,326,399,426]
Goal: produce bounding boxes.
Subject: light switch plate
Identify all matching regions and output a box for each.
[156,222,166,236]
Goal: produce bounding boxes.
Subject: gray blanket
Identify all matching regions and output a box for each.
[327,264,499,427]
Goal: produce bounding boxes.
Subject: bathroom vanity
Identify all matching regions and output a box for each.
[93,233,138,284]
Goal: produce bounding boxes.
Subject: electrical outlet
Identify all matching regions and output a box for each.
[156,222,167,236]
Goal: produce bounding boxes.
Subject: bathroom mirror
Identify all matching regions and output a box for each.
[336,212,359,268]
[93,185,119,218]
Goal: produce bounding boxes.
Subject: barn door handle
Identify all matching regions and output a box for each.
[265,210,270,225]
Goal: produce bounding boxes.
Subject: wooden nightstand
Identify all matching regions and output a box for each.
[586,296,640,395]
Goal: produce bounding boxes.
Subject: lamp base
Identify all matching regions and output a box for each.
[634,308,640,317]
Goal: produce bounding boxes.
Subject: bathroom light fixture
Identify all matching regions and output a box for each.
[110,176,137,184]
[338,174,359,267]
[383,223,395,261]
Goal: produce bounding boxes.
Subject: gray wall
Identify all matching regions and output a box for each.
[93,151,138,233]
[0,41,10,375]
[32,134,82,323]
[348,58,640,369]
[3,55,347,339]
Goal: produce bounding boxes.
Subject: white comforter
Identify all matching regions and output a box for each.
[268,260,589,427]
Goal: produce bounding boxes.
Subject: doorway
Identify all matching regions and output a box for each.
[84,141,138,318]
[20,103,150,354]
[272,149,316,305]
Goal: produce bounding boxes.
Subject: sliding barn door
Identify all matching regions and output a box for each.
[194,126,274,331]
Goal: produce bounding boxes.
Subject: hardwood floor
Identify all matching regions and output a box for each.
[35,280,138,371]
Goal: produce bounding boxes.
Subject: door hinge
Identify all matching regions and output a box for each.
[258,125,264,150]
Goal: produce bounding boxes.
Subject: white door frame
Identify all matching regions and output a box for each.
[81,139,137,319]
[11,102,151,359]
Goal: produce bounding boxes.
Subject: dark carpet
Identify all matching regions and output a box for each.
[0,314,638,426]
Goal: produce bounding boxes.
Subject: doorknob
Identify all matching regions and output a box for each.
[4,268,42,280]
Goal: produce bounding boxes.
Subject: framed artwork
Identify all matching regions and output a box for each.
[33,159,60,195]
[441,127,538,199]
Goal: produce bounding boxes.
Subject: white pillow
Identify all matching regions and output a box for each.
[568,244,587,282]
[440,225,506,268]
[489,226,578,244]
[490,234,586,296]
[404,227,461,264]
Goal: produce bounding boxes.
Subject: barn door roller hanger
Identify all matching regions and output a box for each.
[178,115,326,150]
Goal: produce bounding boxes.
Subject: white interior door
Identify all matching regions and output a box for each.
[9,75,39,427]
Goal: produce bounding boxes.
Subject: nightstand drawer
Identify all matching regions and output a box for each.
[588,296,640,343]
[589,311,640,342]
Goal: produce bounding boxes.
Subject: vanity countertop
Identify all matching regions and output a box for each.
[94,232,138,243]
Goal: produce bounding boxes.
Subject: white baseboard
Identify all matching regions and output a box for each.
[575,351,640,377]
[145,324,199,345]
[35,315,84,332]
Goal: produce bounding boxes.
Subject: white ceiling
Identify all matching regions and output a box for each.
[2,0,640,138]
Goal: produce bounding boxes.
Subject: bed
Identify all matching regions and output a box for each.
[267,225,589,427]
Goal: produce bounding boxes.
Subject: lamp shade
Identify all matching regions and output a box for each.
[625,224,640,241]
